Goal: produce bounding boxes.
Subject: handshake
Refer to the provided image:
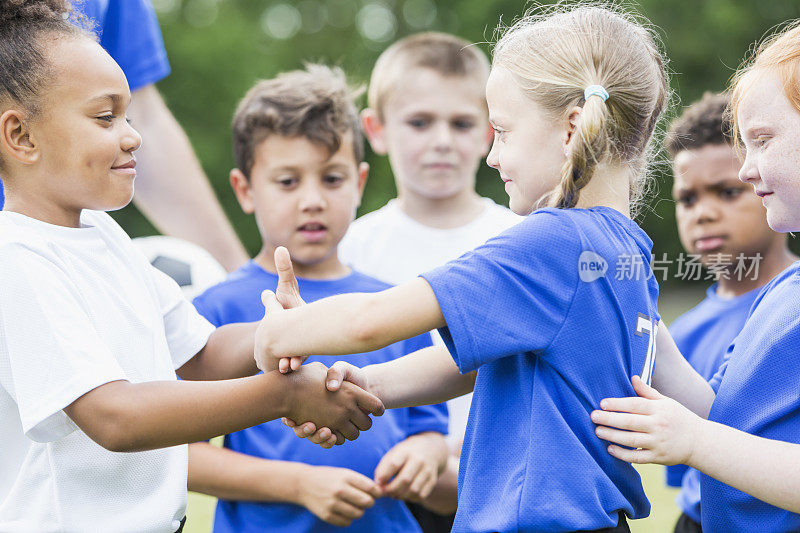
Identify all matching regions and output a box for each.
[255,247,381,447]
[276,359,382,447]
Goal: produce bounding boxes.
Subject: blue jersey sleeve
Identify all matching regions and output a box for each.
[421,211,579,373]
[86,0,170,91]
[401,333,449,436]
[192,292,223,328]
[708,358,729,393]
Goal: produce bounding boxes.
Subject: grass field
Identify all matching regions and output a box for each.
[183,288,704,533]
[184,463,682,533]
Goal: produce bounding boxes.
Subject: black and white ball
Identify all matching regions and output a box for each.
[133,236,227,300]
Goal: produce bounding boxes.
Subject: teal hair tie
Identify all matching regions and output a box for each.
[584,85,609,102]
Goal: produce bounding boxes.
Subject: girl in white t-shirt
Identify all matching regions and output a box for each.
[0,3,381,531]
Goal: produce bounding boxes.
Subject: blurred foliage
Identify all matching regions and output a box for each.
[112,0,800,284]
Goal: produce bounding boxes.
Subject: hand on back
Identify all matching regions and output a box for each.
[591,375,704,466]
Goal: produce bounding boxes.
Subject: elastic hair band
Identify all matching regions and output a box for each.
[584,85,609,102]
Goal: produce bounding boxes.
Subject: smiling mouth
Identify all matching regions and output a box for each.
[756,191,773,198]
[111,158,136,171]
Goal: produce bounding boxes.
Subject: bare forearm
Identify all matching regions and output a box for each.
[188,442,304,503]
[178,322,259,381]
[128,85,248,272]
[366,346,474,409]
[653,321,714,418]
[66,374,288,452]
[690,420,800,513]
[266,279,444,360]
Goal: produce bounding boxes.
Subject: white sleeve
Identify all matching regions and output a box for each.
[148,266,215,370]
[337,225,361,267]
[0,245,127,442]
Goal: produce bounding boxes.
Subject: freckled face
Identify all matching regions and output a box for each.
[485,66,566,215]
[737,70,800,233]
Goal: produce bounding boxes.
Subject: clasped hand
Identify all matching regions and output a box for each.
[255,247,383,445]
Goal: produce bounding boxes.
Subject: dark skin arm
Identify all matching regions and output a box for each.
[178,248,306,381]
[177,322,259,381]
[63,362,384,453]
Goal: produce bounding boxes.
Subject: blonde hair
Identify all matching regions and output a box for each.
[368,32,490,120]
[492,3,669,215]
[729,20,800,149]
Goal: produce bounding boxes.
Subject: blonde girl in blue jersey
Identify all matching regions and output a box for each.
[253,4,670,532]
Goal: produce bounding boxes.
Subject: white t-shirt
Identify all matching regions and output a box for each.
[0,210,214,533]
[339,198,522,440]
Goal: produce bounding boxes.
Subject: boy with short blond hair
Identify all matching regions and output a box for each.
[188,64,448,533]
[338,32,521,529]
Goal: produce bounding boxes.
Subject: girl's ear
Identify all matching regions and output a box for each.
[0,110,38,164]
[562,105,583,155]
[229,168,255,214]
[361,108,388,155]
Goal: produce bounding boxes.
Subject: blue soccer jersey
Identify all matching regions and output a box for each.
[701,262,800,533]
[666,285,760,524]
[78,0,171,91]
[0,0,170,211]
[192,262,448,533]
[421,207,660,532]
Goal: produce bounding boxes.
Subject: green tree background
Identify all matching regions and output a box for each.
[113,0,800,282]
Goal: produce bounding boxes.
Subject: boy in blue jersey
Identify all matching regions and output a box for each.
[662,93,797,533]
[188,64,449,532]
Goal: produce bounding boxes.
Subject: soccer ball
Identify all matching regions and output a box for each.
[132,236,228,300]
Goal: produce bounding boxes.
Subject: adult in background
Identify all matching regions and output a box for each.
[0,0,248,271]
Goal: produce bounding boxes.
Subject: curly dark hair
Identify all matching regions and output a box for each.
[665,92,732,158]
[0,0,92,116]
[231,64,364,179]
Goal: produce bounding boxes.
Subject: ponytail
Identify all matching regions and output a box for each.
[551,90,611,209]
[493,4,669,216]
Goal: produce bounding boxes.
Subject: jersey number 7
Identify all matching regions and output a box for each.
[635,313,657,386]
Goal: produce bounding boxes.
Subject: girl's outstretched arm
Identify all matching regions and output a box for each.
[333,345,474,410]
[284,345,475,448]
[591,376,800,514]
[254,271,445,373]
